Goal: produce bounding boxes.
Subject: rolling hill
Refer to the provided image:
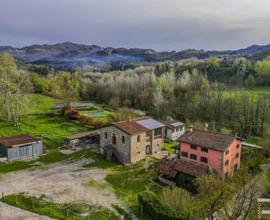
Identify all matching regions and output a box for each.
[0,42,269,71]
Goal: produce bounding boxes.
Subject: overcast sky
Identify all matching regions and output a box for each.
[0,0,270,51]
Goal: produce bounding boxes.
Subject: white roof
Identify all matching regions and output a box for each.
[171,122,184,127]
[136,118,165,130]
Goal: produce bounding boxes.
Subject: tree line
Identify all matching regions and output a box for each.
[1,53,269,137]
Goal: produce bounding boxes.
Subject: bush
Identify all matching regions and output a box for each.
[138,191,191,220]
[62,105,80,120]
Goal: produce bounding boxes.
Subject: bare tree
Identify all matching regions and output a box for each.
[221,174,262,220]
[0,53,31,127]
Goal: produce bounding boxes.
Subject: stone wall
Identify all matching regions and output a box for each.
[100,126,131,162]
[100,125,165,164]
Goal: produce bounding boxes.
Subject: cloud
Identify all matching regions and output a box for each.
[0,0,269,50]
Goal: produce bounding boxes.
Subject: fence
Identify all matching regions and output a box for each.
[0,192,136,220]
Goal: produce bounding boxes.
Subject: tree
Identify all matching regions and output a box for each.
[220,171,262,220]
[196,174,229,220]
[244,74,256,87]
[0,53,31,127]
[152,86,164,116]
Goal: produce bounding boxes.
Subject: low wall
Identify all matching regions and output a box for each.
[158,175,176,187]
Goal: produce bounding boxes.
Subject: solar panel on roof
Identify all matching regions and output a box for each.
[171,122,184,127]
[136,118,165,129]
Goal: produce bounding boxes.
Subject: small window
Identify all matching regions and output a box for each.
[225,160,229,166]
[105,132,108,139]
[236,153,239,159]
[122,136,125,144]
[234,164,238,171]
[226,150,229,155]
[112,134,116,145]
[190,154,197,160]
[201,147,208,153]
[200,157,208,164]
[236,144,240,149]
[137,135,140,142]
[191,144,197,150]
[181,151,188,158]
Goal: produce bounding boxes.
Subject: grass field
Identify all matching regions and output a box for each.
[222,86,270,98]
[0,94,114,174]
[85,156,164,219]
[1,193,118,220]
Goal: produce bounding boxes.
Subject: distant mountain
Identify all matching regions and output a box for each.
[0,42,269,71]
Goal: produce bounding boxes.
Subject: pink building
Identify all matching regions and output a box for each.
[179,129,243,177]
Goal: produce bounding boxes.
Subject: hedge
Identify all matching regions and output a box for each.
[138,191,192,220]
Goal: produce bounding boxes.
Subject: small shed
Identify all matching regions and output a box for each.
[64,130,100,149]
[165,121,185,140]
[0,134,43,161]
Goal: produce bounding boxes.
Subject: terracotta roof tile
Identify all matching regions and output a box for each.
[180,129,243,152]
[0,134,41,148]
[112,120,149,135]
[155,159,209,178]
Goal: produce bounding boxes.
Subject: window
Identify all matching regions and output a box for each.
[105,132,108,139]
[191,144,197,150]
[154,128,162,138]
[201,147,208,153]
[122,136,125,144]
[234,164,238,171]
[190,154,197,160]
[181,151,188,158]
[226,150,229,155]
[236,144,240,149]
[235,152,239,159]
[137,135,140,142]
[200,157,208,164]
[225,160,229,166]
[112,134,116,145]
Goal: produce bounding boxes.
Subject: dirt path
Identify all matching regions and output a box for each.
[0,201,53,220]
[0,158,124,209]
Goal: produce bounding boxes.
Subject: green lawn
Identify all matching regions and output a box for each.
[222,86,270,98]
[1,193,118,220]
[163,139,178,153]
[0,94,101,174]
[85,156,164,219]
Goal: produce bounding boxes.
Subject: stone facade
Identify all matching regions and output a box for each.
[100,125,164,163]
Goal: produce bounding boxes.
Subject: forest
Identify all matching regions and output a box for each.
[28,55,270,138]
[0,53,270,138]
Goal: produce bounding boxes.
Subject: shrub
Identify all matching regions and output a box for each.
[62,105,80,120]
[138,191,192,220]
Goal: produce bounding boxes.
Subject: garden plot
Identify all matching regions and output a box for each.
[0,158,124,210]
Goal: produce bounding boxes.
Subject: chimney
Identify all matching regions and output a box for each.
[128,116,132,122]
[204,123,208,132]
[189,126,193,132]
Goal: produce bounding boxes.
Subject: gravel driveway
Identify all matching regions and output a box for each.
[0,158,123,209]
[0,201,53,220]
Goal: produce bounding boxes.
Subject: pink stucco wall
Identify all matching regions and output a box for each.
[222,139,242,175]
[180,139,242,176]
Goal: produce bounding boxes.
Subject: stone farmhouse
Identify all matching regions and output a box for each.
[99,117,165,164]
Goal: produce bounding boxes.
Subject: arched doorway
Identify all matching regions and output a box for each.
[145,145,151,155]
